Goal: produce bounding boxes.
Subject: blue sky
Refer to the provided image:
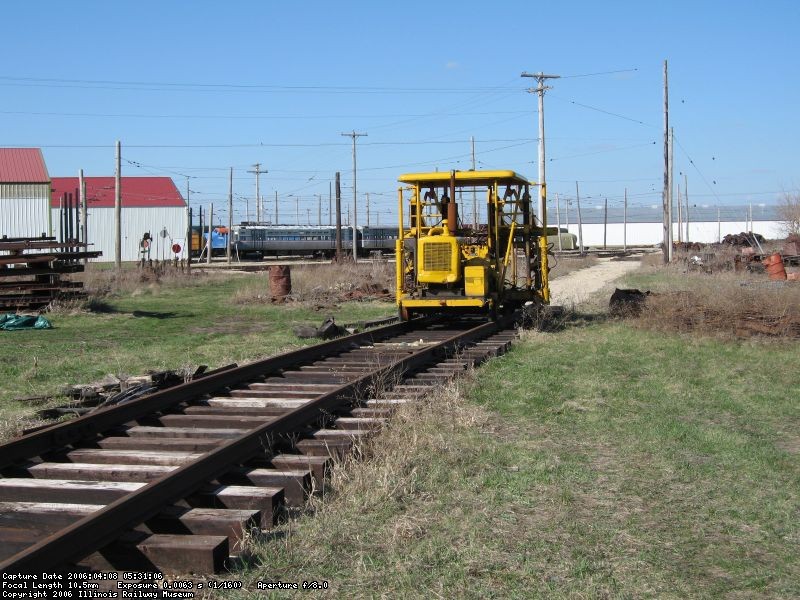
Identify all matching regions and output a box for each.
[2,0,797,225]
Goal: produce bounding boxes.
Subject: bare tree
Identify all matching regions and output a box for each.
[777,191,800,236]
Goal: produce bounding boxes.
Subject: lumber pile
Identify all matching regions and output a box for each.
[0,236,101,311]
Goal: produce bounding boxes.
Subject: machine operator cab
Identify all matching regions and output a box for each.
[395,169,550,321]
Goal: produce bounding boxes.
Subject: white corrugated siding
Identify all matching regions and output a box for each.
[51,206,187,262]
[565,220,785,247]
[0,183,52,238]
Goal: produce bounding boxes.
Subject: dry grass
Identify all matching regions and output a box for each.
[77,263,232,299]
[231,261,394,306]
[549,254,599,279]
[225,375,508,598]
[627,261,800,338]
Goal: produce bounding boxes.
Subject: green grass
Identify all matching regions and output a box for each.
[223,321,798,599]
[0,273,392,434]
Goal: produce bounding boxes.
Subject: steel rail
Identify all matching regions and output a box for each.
[0,316,508,573]
[0,320,412,469]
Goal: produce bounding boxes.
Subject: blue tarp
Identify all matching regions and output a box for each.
[0,313,53,331]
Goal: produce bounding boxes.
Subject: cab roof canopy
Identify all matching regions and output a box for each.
[398,169,533,187]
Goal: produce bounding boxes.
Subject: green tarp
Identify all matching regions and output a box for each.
[0,313,52,331]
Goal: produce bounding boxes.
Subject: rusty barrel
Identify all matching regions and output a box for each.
[763,253,787,281]
[269,265,292,297]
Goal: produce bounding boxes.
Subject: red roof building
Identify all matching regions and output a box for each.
[51,177,185,208]
[0,148,52,238]
[0,148,49,183]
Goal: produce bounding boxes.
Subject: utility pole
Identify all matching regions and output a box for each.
[555,193,562,251]
[366,192,370,227]
[335,172,342,260]
[306,208,311,226]
[186,177,192,265]
[717,206,721,243]
[114,140,122,269]
[79,169,87,265]
[749,202,753,232]
[186,206,192,272]
[575,181,584,254]
[341,130,367,262]
[274,191,278,225]
[678,183,683,243]
[295,197,299,225]
[668,126,674,259]
[206,204,213,265]
[328,181,332,226]
[471,135,477,228]
[603,197,608,250]
[248,163,268,223]
[227,167,233,264]
[317,194,322,226]
[662,60,671,263]
[623,188,628,251]
[521,71,559,230]
[684,173,689,242]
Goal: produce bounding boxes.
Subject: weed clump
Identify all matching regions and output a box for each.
[635,270,800,338]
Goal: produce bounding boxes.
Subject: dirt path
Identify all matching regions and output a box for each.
[549,257,642,306]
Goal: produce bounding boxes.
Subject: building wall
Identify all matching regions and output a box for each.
[564,220,785,247]
[0,183,52,238]
[52,206,187,262]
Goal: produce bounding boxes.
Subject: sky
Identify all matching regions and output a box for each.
[1,0,798,226]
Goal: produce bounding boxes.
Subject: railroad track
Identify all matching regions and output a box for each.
[0,315,519,579]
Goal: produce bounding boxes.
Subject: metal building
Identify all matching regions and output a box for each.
[51,177,187,262]
[0,148,51,239]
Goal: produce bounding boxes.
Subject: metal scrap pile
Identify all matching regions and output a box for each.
[722,232,766,247]
[22,365,232,421]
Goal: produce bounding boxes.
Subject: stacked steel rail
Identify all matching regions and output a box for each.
[0,316,518,577]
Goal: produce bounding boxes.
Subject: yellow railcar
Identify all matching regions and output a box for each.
[396,170,550,321]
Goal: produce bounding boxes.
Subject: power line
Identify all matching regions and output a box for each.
[551,93,654,127]
[559,68,639,79]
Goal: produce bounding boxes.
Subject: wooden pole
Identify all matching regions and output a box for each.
[471,135,477,228]
[274,190,278,225]
[623,188,628,251]
[678,183,683,242]
[603,197,608,250]
[186,206,192,272]
[684,173,689,242]
[555,192,562,251]
[79,169,87,264]
[227,168,233,264]
[335,172,342,260]
[206,204,213,265]
[668,126,674,261]
[662,60,670,264]
[328,181,332,226]
[115,140,122,269]
[575,181,584,254]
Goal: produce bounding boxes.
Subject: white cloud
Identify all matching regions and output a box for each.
[445,61,459,69]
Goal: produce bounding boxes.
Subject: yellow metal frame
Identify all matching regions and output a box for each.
[396,170,550,316]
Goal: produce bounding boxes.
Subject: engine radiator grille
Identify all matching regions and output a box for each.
[423,242,452,272]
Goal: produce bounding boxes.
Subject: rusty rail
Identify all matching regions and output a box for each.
[0,315,515,574]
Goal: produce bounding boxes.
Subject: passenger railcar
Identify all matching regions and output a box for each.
[232,224,397,258]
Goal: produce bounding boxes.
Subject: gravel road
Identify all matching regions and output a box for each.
[549,257,642,307]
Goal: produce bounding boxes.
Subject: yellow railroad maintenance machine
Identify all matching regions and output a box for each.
[395,169,550,321]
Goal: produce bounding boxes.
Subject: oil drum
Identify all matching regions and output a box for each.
[269,265,292,297]
[763,253,787,281]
